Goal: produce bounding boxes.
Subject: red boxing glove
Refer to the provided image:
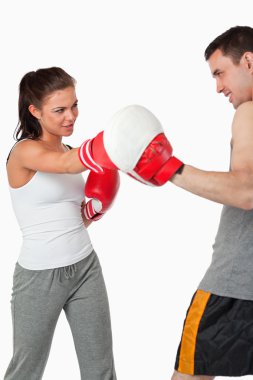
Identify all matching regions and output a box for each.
[78,105,183,186]
[132,133,183,186]
[78,132,117,174]
[83,169,120,221]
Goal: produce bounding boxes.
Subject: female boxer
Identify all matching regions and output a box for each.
[4,67,118,380]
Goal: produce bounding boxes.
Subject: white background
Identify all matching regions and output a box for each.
[0,1,252,379]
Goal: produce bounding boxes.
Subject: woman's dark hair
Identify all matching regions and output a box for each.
[14,67,76,141]
[205,26,253,64]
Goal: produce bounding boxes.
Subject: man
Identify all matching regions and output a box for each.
[170,25,253,379]
[77,25,253,379]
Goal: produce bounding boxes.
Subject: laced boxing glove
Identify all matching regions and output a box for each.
[83,169,120,221]
[78,105,183,186]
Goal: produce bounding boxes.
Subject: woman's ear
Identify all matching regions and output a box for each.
[28,104,41,120]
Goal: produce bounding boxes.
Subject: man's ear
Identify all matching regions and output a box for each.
[243,52,253,72]
[28,104,41,120]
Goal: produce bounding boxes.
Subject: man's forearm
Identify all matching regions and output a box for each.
[170,164,253,210]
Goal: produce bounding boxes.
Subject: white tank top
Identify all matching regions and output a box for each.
[9,171,93,270]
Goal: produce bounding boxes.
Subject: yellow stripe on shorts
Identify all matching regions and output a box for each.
[178,289,211,375]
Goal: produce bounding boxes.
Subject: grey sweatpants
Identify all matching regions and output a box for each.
[4,250,117,380]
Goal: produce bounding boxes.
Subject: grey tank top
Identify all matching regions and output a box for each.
[198,205,253,300]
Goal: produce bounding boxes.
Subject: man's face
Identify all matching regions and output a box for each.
[208,49,253,109]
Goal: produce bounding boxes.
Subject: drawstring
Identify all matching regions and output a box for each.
[64,263,77,279]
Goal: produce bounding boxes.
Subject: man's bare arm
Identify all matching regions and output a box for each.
[170,102,253,210]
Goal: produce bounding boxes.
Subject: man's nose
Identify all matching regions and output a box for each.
[216,79,224,93]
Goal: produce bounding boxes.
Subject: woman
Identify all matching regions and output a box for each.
[5,67,117,379]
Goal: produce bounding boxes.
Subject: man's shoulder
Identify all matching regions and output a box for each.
[236,100,253,114]
[232,101,253,138]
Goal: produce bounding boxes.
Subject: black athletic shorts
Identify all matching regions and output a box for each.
[175,289,253,376]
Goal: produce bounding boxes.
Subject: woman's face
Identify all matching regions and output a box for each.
[32,86,78,139]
